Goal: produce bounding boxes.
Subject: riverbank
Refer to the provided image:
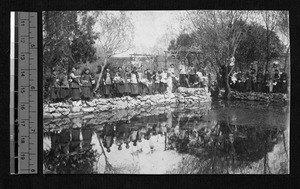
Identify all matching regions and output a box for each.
[219,90,288,103]
[44,87,211,119]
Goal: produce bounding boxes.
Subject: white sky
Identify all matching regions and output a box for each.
[105,10,288,57]
[115,11,184,57]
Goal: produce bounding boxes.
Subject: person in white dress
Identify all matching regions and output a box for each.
[160,69,168,93]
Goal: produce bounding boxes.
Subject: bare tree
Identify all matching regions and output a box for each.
[261,11,279,72]
[184,10,250,98]
[276,11,289,71]
[92,11,134,93]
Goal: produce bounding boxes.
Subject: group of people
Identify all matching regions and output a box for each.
[50,66,95,102]
[49,62,209,102]
[229,65,288,93]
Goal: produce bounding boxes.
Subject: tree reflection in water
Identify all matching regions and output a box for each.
[43,101,289,174]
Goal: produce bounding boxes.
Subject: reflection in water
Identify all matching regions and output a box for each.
[43,100,289,174]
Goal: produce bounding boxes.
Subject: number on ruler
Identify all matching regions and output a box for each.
[20,154,25,160]
[30,86,35,90]
[20,104,25,110]
[21,71,25,77]
[21,87,25,93]
[30,44,35,48]
[20,54,25,60]
[20,120,25,127]
[20,37,25,43]
[20,137,25,144]
[20,20,25,26]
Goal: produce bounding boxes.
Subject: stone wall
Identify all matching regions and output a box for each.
[228,91,288,103]
[44,87,211,119]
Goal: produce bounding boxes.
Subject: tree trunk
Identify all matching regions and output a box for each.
[93,57,107,93]
[223,65,231,99]
[265,29,270,72]
[284,45,290,71]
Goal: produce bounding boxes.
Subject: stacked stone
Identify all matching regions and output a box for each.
[230,91,288,103]
[44,102,209,132]
[44,88,211,119]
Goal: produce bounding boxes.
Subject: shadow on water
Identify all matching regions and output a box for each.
[43,100,289,174]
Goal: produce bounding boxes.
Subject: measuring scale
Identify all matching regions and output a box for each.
[10,12,38,174]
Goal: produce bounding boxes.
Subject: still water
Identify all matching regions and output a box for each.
[43,100,289,174]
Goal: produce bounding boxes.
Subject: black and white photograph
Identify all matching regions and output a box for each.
[42,10,290,174]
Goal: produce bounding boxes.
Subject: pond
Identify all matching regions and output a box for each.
[43,99,289,174]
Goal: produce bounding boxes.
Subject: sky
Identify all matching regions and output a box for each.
[97,10,289,58]
[114,11,184,57]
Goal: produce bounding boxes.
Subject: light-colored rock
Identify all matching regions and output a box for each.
[82,107,95,113]
[52,113,62,118]
[61,109,70,116]
[44,113,53,119]
[72,101,82,106]
[71,106,81,113]
[69,112,83,117]
[48,107,56,113]
[97,105,110,112]
[86,101,96,107]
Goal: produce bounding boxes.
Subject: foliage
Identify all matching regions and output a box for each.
[235,22,285,72]
[92,11,134,92]
[43,145,99,174]
[168,121,284,174]
[43,11,98,99]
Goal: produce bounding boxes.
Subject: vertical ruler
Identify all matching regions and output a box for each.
[10,12,38,174]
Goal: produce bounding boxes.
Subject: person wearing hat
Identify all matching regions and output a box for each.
[80,68,93,100]
[69,66,82,101]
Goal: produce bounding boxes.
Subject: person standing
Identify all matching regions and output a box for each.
[256,70,263,92]
[69,66,82,101]
[160,69,168,93]
[196,68,204,88]
[179,61,187,87]
[154,71,161,94]
[113,71,125,97]
[272,69,280,93]
[141,69,150,95]
[188,64,196,87]
[166,72,173,93]
[124,67,131,96]
[59,70,70,100]
[147,69,153,94]
[280,71,288,93]
[103,68,113,98]
[50,69,61,102]
[240,72,246,92]
[231,71,237,91]
[245,71,252,92]
[263,70,271,93]
[137,67,143,95]
[81,68,93,100]
[131,67,139,97]
[250,68,256,92]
